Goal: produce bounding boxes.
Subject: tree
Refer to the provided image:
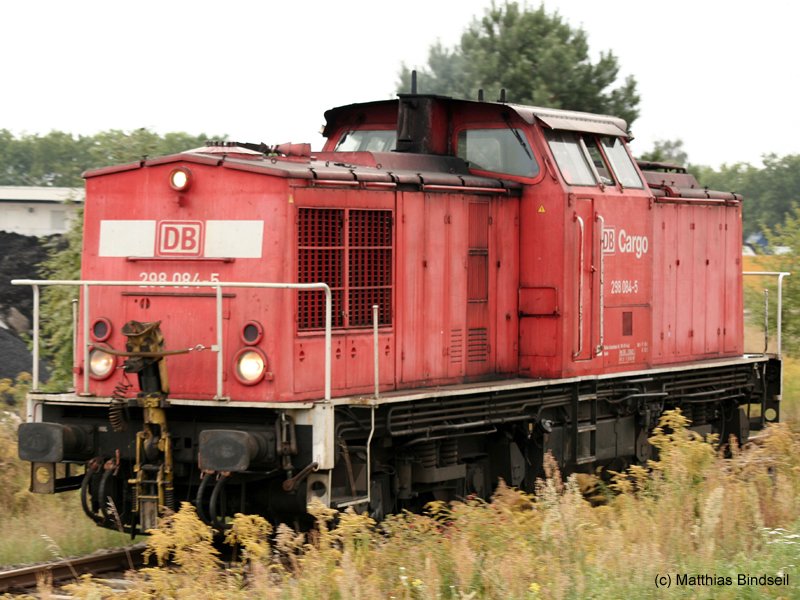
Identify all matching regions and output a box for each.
[0,129,93,187]
[38,209,83,388]
[397,2,640,126]
[0,129,214,188]
[694,155,800,239]
[638,139,689,166]
[88,129,213,168]
[764,206,800,354]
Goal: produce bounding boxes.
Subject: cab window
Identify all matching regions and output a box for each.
[583,137,614,185]
[601,136,643,188]
[545,131,596,186]
[547,130,641,189]
[335,130,396,152]
[457,128,540,178]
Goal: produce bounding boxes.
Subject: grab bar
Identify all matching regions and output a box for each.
[596,213,605,355]
[573,214,585,358]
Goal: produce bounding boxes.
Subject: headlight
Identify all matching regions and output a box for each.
[89,347,115,379]
[169,167,192,192]
[91,317,112,342]
[234,348,267,385]
[241,321,263,345]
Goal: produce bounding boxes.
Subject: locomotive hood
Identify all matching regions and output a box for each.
[82,146,522,192]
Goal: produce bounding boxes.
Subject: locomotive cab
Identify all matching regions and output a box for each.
[14,92,783,533]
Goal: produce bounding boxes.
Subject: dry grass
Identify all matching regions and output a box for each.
[0,377,132,567]
[5,339,800,597]
[61,411,800,599]
[780,356,800,425]
[0,493,131,566]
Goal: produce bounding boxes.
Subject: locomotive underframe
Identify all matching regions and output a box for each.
[21,355,780,532]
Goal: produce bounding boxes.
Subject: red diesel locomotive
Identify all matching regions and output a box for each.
[16,91,782,532]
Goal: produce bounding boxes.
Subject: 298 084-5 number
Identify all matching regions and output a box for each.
[138,272,220,286]
[609,279,639,295]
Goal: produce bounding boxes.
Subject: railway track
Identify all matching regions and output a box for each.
[0,543,147,593]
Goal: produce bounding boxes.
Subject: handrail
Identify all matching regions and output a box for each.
[742,271,790,358]
[573,215,585,358]
[11,279,332,401]
[372,304,380,400]
[595,213,605,355]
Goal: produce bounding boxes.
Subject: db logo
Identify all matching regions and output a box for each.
[601,227,616,253]
[157,221,203,256]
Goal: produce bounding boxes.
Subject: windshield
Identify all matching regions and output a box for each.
[457,128,540,178]
[334,130,396,152]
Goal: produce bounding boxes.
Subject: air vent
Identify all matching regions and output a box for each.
[298,207,392,330]
[298,208,344,330]
[348,210,393,327]
[467,328,489,363]
[450,329,464,364]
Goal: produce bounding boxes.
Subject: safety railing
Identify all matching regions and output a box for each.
[11,279,332,401]
[742,271,790,358]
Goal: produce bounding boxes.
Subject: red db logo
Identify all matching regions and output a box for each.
[157,221,203,256]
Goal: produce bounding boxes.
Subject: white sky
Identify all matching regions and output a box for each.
[1,0,797,168]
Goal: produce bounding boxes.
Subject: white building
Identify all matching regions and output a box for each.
[0,186,84,236]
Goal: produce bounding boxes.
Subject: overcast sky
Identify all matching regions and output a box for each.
[1,0,797,168]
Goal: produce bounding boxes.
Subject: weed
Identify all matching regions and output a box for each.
[53,412,800,598]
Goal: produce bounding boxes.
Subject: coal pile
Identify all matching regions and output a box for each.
[0,231,59,380]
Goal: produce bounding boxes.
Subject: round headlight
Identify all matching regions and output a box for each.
[89,347,115,380]
[234,348,267,385]
[241,321,263,345]
[91,317,112,342]
[169,167,192,192]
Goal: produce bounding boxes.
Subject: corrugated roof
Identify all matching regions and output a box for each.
[0,186,84,203]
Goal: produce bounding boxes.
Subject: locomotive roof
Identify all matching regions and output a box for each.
[322,97,630,139]
[83,147,522,192]
[84,95,629,184]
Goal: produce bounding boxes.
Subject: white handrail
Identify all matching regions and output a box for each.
[573,215,585,359]
[742,271,790,358]
[83,284,90,395]
[595,213,605,355]
[372,304,380,400]
[11,279,333,401]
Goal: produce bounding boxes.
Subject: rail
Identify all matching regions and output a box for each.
[742,271,790,358]
[11,279,332,402]
[0,544,146,593]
